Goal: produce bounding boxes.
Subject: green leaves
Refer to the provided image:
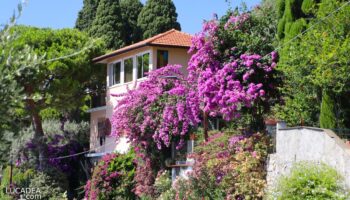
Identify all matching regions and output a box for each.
[275,0,350,127]
[272,162,349,200]
[137,0,181,39]
[89,0,125,49]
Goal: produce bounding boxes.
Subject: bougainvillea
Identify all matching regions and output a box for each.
[188,9,279,127]
[84,151,136,200]
[111,64,200,150]
[173,131,269,199]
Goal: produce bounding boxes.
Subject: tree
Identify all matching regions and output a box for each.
[276,0,319,39]
[75,0,100,31]
[320,90,336,129]
[120,0,143,45]
[276,0,350,128]
[137,0,181,39]
[2,26,105,167]
[89,0,125,49]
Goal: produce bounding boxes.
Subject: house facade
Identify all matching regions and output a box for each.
[86,29,192,159]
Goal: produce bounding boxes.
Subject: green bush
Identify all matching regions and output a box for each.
[0,166,35,199]
[28,169,68,200]
[0,167,68,200]
[271,162,349,200]
[154,170,174,200]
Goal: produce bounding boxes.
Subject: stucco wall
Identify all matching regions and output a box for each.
[267,125,350,189]
[89,109,106,151]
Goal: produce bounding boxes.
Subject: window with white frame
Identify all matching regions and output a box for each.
[137,53,150,79]
[109,62,121,86]
[124,57,133,83]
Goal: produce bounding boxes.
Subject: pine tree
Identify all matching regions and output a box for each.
[89,0,125,49]
[75,0,100,31]
[120,0,143,45]
[137,0,181,39]
[320,90,337,129]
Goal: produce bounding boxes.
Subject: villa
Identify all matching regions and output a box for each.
[86,29,192,163]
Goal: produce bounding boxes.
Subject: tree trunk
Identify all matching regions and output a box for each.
[25,85,45,170]
[203,111,209,141]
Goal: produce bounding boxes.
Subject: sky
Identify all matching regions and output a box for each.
[0,0,261,34]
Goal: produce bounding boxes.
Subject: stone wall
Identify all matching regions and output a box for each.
[267,124,350,189]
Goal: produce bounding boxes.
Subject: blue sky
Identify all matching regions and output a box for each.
[0,0,261,34]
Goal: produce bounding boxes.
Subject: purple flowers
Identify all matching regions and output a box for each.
[187,14,277,121]
[228,135,245,147]
[111,65,201,150]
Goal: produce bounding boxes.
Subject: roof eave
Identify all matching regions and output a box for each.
[93,44,191,64]
[93,43,149,64]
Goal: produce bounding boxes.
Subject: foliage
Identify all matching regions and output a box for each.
[154,170,172,198]
[0,1,30,167]
[5,26,105,114]
[111,65,200,150]
[0,166,68,200]
[276,0,317,39]
[276,0,350,127]
[84,151,136,200]
[120,0,143,45]
[75,0,100,31]
[9,120,89,199]
[28,169,69,200]
[320,90,336,128]
[0,166,35,199]
[137,0,181,39]
[270,162,349,200]
[188,5,279,130]
[89,0,125,49]
[172,131,269,199]
[13,119,89,171]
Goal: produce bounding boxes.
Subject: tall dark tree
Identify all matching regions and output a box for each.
[89,0,125,49]
[120,0,143,45]
[137,0,181,39]
[277,0,320,39]
[75,0,100,31]
[319,90,336,129]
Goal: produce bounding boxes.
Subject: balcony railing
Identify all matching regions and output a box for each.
[91,94,106,108]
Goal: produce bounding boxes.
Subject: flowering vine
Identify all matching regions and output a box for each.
[188,13,278,122]
[111,64,200,150]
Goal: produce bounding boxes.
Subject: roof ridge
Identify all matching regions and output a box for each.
[147,29,177,43]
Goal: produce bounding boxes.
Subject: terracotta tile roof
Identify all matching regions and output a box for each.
[93,29,192,63]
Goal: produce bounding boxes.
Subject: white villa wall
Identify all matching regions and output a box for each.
[267,125,350,189]
[89,46,190,156]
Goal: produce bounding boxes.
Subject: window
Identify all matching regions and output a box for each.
[110,62,121,86]
[124,58,133,83]
[137,53,150,79]
[98,120,106,146]
[157,50,168,68]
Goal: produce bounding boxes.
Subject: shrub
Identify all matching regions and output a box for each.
[174,131,269,199]
[84,151,136,200]
[271,162,349,200]
[0,166,68,200]
[0,166,35,199]
[154,170,174,200]
[28,169,69,200]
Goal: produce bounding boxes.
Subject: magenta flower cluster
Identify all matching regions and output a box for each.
[84,153,122,200]
[111,65,201,150]
[224,13,250,30]
[188,16,278,121]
